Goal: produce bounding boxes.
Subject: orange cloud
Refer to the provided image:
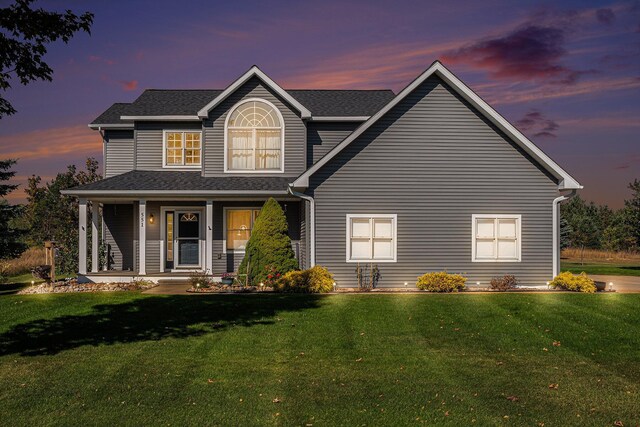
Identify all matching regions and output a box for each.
[0,125,102,161]
[120,80,138,91]
[280,40,463,90]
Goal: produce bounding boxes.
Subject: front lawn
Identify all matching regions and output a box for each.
[1,293,638,426]
[563,262,640,277]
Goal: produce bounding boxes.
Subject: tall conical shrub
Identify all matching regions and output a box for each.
[238,198,298,285]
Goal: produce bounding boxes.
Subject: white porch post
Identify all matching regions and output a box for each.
[78,198,87,275]
[91,202,99,273]
[206,200,213,273]
[138,200,146,275]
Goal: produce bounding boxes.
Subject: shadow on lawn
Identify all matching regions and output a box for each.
[0,294,323,357]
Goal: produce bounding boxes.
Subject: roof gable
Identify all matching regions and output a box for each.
[197,66,312,119]
[292,61,581,190]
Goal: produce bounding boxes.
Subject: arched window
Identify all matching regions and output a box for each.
[225,99,284,172]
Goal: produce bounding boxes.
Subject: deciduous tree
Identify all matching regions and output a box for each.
[0,0,93,118]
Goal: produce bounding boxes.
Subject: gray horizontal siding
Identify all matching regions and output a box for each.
[135,122,202,171]
[103,204,134,271]
[104,130,134,178]
[307,122,360,167]
[204,77,306,177]
[310,75,559,287]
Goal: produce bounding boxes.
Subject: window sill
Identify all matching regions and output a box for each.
[346,259,397,263]
[472,259,521,263]
[223,170,285,174]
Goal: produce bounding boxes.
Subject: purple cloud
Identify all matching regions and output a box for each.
[442,25,588,84]
[516,110,559,138]
[596,8,615,25]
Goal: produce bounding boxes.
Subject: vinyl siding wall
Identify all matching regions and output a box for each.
[104,130,134,178]
[203,77,306,177]
[309,76,560,287]
[135,122,202,171]
[307,122,360,167]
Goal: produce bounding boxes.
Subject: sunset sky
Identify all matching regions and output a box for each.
[0,0,638,207]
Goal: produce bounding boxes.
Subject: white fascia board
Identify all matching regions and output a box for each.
[119,115,201,121]
[308,116,370,122]
[88,123,134,129]
[293,61,582,190]
[197,66,312,119]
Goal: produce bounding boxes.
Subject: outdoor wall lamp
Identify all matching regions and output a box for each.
[149,213,154,224]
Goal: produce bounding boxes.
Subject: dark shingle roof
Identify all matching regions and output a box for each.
[90,103,132,125]
[67,171,292,193]
[123,89,223,116]
[90,88,395,124]
[288,90,394,116]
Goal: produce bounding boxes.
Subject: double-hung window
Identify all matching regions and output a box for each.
[225,208,261,251]
[472,214,521,262]
[346,214,397,262]
[164,131,201,167]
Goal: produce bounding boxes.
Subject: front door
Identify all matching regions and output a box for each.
[165,210,201,269]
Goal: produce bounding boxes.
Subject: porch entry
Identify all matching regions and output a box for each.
[164,209,202,270]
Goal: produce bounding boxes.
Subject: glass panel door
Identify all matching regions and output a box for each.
[177,212,200,266]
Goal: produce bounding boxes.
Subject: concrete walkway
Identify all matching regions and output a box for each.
[590,275,640,293]
[143,283,192,295]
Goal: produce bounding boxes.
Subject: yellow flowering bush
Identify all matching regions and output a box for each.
[416,271,466,292]
[550,272,596,293]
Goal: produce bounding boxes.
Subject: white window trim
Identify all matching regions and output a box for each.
[162,130,203,169]
[471,214,522,263]
[222,206,261,254]
[223,98,285,174]
[345,214,397,263]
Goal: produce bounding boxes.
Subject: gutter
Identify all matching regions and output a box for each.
[287,186,315,267]
[552,189,577,278]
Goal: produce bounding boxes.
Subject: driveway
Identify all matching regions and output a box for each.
[590,275,640,293]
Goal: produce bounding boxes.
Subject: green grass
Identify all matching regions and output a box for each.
[1,293,639,426]
[563,262,640,277]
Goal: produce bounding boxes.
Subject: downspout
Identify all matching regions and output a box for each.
[552,189,577,278]
[287,186,315,267]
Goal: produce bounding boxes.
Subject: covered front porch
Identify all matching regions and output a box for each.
[77,198,303,283]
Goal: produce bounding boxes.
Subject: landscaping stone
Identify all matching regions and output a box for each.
[17,278,157,295]
[187,284,274,293]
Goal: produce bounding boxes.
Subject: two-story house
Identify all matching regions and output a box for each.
[64,61,582,287]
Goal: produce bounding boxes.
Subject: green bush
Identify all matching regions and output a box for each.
[490,274,519,291]
[238,198,298,285]
[275,266,334,293]
[416,271,466,292]
[550,271,596,293]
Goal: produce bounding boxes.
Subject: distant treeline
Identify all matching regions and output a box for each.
[561,179,640,254]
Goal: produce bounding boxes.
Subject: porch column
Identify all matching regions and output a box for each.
[91,201,99,273]
[206,200,213,273]
[78,198,87,275]
[138,200,146,275]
